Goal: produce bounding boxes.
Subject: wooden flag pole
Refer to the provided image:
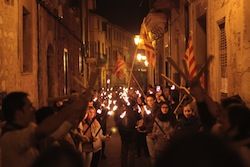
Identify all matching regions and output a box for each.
[73,76,87,90]
[173,94,186,115]
[166,57,189,82]
[128,47,138,88]
[192,55,214,84]
[132,73,146,97]
[161,74,193,99]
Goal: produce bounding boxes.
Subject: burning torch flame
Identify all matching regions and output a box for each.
[120,111,127,119]
[143,105,151,115]
[108,111,114,116]
[137,105,142,113]
[93,97,98,102]
[111,127,117,134]
[113,105,118,111]
[97,109,102,114]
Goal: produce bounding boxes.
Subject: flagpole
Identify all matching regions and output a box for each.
[127,47,138,88]
[132,73,146,97]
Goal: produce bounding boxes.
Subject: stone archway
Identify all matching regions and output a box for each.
[47,44,56,98]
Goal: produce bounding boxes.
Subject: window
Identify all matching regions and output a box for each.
[102,22,107,31]
[4,0,14,6]
[94,42,97,54]
[90,42,94,57]
[79,48,84,73]
[97,19,100,31]
[109,28,112,40]
[219,22,227,78]
[102,43,104,54]
[63,49,69,95]
[218,19,228,98]
[98,41,100,57]
[22,7,32,73]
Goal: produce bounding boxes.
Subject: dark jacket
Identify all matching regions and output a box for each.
[142,104,161,134]
[114,105,141,142]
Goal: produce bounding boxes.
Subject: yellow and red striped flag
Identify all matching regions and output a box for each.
[114,54,127,79]
[184,35,197,80]
[184,35,206,88]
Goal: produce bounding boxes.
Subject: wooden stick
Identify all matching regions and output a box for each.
[192,55,214,84]
[173,95,186,115]
[161,74,192,97]
[73,76,87,89]
[161,74,181,89]
[182,59,189,78]
[132,73,146,97]
[166,57,189,82]
[128,48,138,88]
[95,126,102,137]
[154,119,166,135]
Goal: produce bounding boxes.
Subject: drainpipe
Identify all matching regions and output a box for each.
[169,13,172,79]
[36,0,42,107]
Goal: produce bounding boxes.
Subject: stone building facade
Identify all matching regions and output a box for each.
[0,0,38,105]
[160,0,250,105]
[0,0,135,107]
[87,12,135,88]
[109,24,135,87]
[37,0,87,106]
[207,0,250,105]
[0,0,88,107]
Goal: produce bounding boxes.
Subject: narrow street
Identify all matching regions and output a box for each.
[99,116,151,167]
[1,0,250,167]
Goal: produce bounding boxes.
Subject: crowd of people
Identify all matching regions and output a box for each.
[0,79,249,167]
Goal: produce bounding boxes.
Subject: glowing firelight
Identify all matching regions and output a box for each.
[143,105,151,115]
[113,105,118,111]
[171,85,175,90]
[137,105,142,113]
[108,111,114,116]
[120,111,127,118]
[97,109,102,114]
[135,90,141,97]
[110,127,117,134]
[149,90,153,94]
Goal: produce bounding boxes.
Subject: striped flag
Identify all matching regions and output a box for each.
[114,55,127,79]
[184,35,206,88]
[184,35,197,80]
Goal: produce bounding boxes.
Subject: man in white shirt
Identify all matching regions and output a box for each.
[0,91,88,167]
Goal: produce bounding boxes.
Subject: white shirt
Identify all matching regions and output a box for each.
[0,123,39,167]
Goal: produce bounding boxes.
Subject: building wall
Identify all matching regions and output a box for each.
[242,0,250,105]
[0,0,38,106]
[88,13,107,88]
[110,25,135,87]
[88,12,135,88]
[162,0,250,105]
[207,0,250,105]
[167,0,187,86]
[37,0,85,106]
[174,0,250,104]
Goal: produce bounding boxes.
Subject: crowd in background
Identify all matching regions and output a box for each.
[0,79,249,167]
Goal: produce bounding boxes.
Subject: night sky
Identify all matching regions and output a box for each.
[96,0,149,34]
